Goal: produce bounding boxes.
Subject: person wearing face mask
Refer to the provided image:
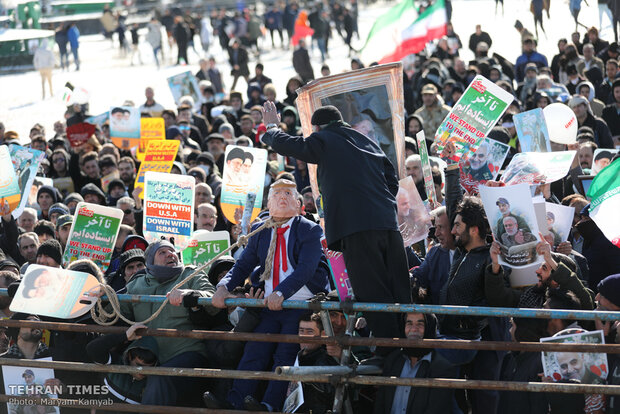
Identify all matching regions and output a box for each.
[118,240,222,407]
[207,179,330,412]
[374,312,457,414]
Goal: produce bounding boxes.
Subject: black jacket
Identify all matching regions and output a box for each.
[263,124,399,251]
[373,350,457,414]
[579,111,615,148]
[498,351,549,414]
[296,346,339,413]
[292,47,314,83]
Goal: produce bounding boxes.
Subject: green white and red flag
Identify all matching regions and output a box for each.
[361,0,447,64]
[587,158,620,247]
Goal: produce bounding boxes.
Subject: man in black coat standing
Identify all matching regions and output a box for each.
[292,39,314,84]
[261,101,411,358]
[173,15,189,65]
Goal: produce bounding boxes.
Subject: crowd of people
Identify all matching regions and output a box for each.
[1,0,620,412]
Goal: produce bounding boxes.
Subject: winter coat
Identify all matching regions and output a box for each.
[119,266,219,364]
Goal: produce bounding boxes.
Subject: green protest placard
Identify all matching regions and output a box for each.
[434,75,513,162]
[62,202,123,272]
[182,230,230,267]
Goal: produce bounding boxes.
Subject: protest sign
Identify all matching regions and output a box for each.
[27,177,53,209]
[541,329,607,384]
[53,177,74,198]
[167,71,201,107]
[8,144,45,218]
[416,131,437,205]
[480,183,541,268]
[144,171,195,249]
[182,230,230,267]
[85,111,109,126]
[543,202,574,247]
[110,106,141,151]
[0,146,22,213]
[101,170,120,193]
[587,158,620,247]
[543,103,578,145]
[10,264,101,319]
[221,145,268,224]
[500,151,576,186]
[62,202,123,272]
[459,137,510,194]
[283,357,305,413]
[137,117,166,161]
[66,122,96,148]
[506,262,540,288]
[321,236,353,301]
[591,148,618,175]
[397,176,432,246]
[134,140,180,198]
[514,108,551,152]
[3,358,60,414]
[434,76,513,162]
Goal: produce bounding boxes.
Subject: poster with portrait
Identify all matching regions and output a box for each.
[295,63,406,211]
[543,202,574,247]
[434,76,513,163]
[8,144,45,219]
[500,151,577,186]
[167,71,201,107]
[9,265,100,319]
[0,146,22,214]
[541,329,608,384]
[182,230,230,267]
[62,202,123,272]
[109,106,141,151]
[591,148,618,175]
[144,172,195,249]
[459,138,511,194]
[26,177,53,209]
[479,183,542,268]
[397,176,432,246]
[514,108,551,153]
[66,121,96,148]
[220,145,268,224]
[2,358,60,414]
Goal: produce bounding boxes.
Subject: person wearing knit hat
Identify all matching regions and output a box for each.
[260,99,411,358]
[81,183,106,205]
[187,166,207,183]
[109,248,146,290]
[206,255,235,286]
[36,185,59,220]
[48,203,70,225]
[64,192,84,214]
[36,239,63,268]
[107,178,128,206]
[569,94,615,148]
[209,178,329,411]
[119,239,219,406]
[596,274,620,312]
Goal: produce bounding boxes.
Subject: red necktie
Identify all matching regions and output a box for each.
[272,226,290,288]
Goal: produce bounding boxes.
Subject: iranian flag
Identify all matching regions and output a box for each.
[587,158,620,247]
[361,0,447,64]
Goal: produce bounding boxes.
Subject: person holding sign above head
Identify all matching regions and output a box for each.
[260,101,410,362]
[208,178,329,412]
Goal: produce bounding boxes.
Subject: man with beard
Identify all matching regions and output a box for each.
[374,312,457,413]
[2,313,50,360]
[300,187,316,214]
[118,157,136,193]
[500,216,537,247]
[485,236,594,310]
[462,141,493,182]
[495,198,531,240]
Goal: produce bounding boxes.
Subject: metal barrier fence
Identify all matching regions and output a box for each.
[2,287,620,412]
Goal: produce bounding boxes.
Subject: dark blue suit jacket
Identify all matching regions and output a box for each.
[220,216,329,299]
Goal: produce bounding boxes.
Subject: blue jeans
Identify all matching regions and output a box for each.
[71,47,79,70]
[227,308,304,410]
[142,351,208,407]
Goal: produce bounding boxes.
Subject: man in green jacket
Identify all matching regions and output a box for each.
[120,239,221,407]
